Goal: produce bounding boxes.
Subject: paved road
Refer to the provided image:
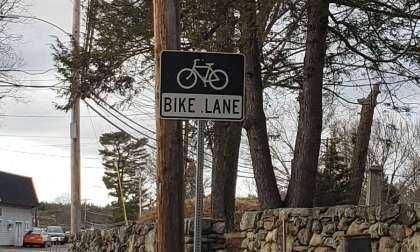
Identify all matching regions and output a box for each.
[0,245,68,252]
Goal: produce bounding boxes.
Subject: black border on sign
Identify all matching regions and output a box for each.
[159,50,246,121]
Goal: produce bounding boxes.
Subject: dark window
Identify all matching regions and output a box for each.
[343,236,371,252]
[0,207,2,216]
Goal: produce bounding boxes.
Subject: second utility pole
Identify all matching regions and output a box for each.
[153,0,184,251]
[70,0,81,236]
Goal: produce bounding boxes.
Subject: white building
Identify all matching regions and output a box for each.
[0,171,38,246]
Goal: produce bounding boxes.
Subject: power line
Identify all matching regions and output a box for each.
[84,100,157,150]
[0,146,99,160]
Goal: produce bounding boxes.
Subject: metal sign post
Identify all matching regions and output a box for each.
[194,120,205,252]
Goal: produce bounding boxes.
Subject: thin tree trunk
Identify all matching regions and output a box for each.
[286,0,329,208]
[349,84,380,205]
[211,0,242,232]
[183,121,195,199]
[240,0,283,209]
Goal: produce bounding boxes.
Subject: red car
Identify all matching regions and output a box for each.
[23,228,50,248]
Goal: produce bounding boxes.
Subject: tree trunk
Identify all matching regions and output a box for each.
[240,0,283,209]
[349,84,381,205]
[211,122,241,231]
[286,0,329,208]
[211,0,242,232]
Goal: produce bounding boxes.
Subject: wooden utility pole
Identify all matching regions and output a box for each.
[70,0,81,235]
[153,0,184,251]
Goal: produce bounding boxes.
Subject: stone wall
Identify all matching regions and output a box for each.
[239,204,420,252]
[69,218,226,252]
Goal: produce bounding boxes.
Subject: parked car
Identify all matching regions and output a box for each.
[46,226,66,245]
[64,230,71,243]
[23,227,50,248]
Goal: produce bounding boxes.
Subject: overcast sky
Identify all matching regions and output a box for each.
[0,0,116,206]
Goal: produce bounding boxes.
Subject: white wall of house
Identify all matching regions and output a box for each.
[0,204,33,246]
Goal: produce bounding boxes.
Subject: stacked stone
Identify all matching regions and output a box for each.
[69,218,226,252]
[69,223,156,252]
[239,204,420,252]
[184,218,226,252]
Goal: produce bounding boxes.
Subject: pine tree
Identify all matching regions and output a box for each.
[99,131,149,221]
[315,135,352,206]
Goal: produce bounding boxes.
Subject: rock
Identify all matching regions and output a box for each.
[405,226,414,237]
[347,220,370,235]
[270,243,278,252]
[333,231,345,241]
[389,224,405,242]
[399,204,417,226]
[286,235,295,252]
[294,246,309,251]
[264,221,275,231]
[367,207,377,223]
[246,232,255,239]
[288,208,312,217]
[337,218,352,231]
[309,233,323,247]
[377,205,400,222]
[297,226,313,245]
[240,238,249,249]
[411,222,420,232]
[212,222,225,234]
[312,220,322,234]
[240,211,262,231]
[379,236,396,252]
[184,244,193,252]
[407,233,420,252]
[323,237,335,248]
[322,223,336,235]
[369,222,389,238]
[414,203,420,219]
[314,247,334,252]
[257,220,264,229]
[260,242,271,252]
[265,229,278,243]
[344,207,357,219]
[247,240,256,250]
[257,230,268,241]
[144,228,156,252]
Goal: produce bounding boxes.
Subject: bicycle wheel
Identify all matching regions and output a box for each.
[177,68,197,89]
[209,69,229,90]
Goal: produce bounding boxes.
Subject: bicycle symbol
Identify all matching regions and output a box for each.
[176,59,229,90]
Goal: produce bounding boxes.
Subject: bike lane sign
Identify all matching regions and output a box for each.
[159,50,245,121]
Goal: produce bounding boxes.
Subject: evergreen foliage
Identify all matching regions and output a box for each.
[315,132,352,206]
[99,131,149,221]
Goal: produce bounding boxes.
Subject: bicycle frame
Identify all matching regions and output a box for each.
[190,59,219,86]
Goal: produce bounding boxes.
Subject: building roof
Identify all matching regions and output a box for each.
[0,171,39,208]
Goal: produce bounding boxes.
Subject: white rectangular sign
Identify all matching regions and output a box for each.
[161,93,243,119]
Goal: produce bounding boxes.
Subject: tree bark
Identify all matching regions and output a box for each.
[349,84,380,205]
[240,0,283,209]
[153,0,184,251]
[286,0,329,208]
[211,122,241,231]
[211,0,242,232]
